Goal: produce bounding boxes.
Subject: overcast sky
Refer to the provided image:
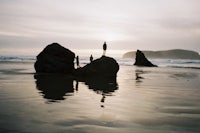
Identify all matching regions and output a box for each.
[0,0,200,56]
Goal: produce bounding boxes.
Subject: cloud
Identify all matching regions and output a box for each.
[0,0,200,54]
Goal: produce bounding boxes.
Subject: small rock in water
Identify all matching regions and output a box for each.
[134,50,157,67]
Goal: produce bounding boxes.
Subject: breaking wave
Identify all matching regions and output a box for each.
[1,56,200,69]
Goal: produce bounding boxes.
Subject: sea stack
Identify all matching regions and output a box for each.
[34,43,75,74]
[134,50,157,67]
[75,56,119,78]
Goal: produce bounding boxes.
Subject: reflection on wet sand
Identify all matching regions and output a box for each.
[34,74,118,105]
[84,77,118,94]
[34,74,74,102]
[83,77,118,107]
[135,69,144,83]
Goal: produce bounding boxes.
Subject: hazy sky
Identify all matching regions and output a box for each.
[0,0,200,56]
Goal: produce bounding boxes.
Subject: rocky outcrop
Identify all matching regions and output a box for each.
[123,49,200,59]
[75,56,119,78]
[134,50,157,67]
[34,43,75,74]
[34,43,120,103]
[34,43,119,78]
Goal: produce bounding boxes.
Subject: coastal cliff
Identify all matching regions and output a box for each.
[123,49,200,59]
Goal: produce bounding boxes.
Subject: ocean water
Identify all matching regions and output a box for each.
[0,55,200,133]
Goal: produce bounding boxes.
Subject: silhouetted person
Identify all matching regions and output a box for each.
[90,54,93,63]
[103,42,107,56]
[76,56,80,68]
[75,80,79,91]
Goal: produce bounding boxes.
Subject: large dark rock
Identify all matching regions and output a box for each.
[75,56,119,78]
[34,43,75,73]
[134,50,157,67]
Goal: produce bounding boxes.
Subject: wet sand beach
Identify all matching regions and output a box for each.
[0,59,200,133]
[1,1,200,132]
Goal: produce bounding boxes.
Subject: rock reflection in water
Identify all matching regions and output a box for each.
[84,77,118,93]
[34,74,74,102]
[83,77,118,106]
[34,74,118,105]
[135,69,144,83]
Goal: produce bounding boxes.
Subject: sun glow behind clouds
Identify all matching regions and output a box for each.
[73,48,128,58]
[100,32,129,42]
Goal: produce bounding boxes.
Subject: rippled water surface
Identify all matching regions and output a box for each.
[0,60,200,133]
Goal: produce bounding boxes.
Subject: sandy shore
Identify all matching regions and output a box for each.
[0,61,200,133]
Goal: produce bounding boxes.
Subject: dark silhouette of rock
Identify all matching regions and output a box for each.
[34,43,75,74]
[134,50,157,67]
[34,43,120,104]
[75,56,119,78]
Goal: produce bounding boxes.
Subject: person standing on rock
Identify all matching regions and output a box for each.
[103,42,107,56]
[90,54,93,63]
[75,80,79,91]
[76,55,80,68]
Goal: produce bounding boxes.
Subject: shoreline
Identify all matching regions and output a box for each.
[0,59,200,133]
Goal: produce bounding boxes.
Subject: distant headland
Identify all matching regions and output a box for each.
[123,49,200,59]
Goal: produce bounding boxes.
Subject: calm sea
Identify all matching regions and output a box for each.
[0,55,200,133]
